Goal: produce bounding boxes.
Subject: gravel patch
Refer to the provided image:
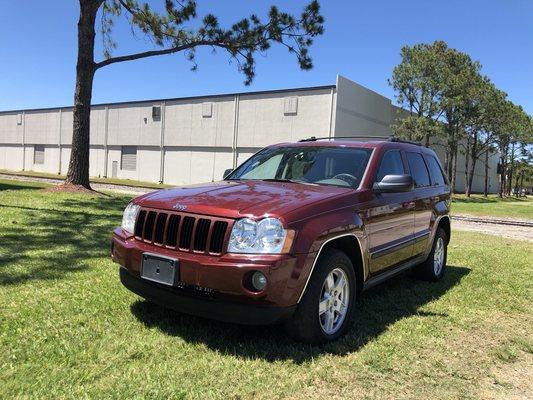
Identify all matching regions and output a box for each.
[452,219,533,242]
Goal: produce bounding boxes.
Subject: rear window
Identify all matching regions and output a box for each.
[406,152,430,188]
[425,155,447,186]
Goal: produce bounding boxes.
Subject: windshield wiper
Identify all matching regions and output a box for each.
[260,178,316,185]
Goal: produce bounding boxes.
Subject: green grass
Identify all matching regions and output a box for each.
[452,193,533,220]
[0,169,173,189]
[1,179,532,399]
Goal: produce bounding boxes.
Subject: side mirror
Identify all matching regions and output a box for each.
[373,174,413,193]
[223,168,234,179]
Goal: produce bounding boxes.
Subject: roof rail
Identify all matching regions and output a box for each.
[298,135,391,142]
[388,137,423,146]
[298,136,423,146]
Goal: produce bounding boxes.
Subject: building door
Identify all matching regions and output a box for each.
[112,161,118,178]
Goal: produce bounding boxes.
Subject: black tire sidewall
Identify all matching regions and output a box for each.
[289,248,357,343]
[421,227,448,281]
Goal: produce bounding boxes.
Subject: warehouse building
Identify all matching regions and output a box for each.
[0,75,499,193]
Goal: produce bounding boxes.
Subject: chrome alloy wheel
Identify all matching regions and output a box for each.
[319,267,349,335]
[433,237,445,275]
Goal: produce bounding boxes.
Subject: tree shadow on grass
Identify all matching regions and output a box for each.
[130,265,470,362]
[0,181,50,191]
[0,194,131,285]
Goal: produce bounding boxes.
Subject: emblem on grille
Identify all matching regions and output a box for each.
[173,203,187,211]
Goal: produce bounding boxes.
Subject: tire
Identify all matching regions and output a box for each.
[413,227,448,281]
[285,248,357,344]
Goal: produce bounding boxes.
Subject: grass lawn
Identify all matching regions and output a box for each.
[452,193,533,220]
[1,178,532,399]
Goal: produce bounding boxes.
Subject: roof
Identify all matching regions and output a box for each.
[0,84,335,115]
[269,138,435,154]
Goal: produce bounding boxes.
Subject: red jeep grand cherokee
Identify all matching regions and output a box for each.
[111,137,451,343]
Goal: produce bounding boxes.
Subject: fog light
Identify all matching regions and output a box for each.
[251,271,267,291]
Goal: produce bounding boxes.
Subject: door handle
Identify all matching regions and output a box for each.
[402,201,415,209]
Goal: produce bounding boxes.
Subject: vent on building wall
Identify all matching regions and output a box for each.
[17,113,23,125]
[121,146,137,171]
[34,145,45,165]
[284,96,298,115]
[152,106,161,121]
[202,102,212,118]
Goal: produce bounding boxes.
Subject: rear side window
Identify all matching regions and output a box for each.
[425,155,447,186]
[406,152,430,188]
[376,150,404,182]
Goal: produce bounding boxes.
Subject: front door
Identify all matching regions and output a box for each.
[367,150,415,274]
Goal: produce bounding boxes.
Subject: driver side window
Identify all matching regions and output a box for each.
[376,150,405,182]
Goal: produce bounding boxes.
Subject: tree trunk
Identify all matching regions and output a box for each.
[466,132,478,197]
[519,171,524,197]
[65,1,99,189]
[451,146,458,194]
[483,150,489,197]
[464,135,470,196]
[499,153,506,198]
[467,158,476,197]
[507,142,515,196]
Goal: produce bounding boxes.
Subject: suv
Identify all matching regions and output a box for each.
[111,138,451,344]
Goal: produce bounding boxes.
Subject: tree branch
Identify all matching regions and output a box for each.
[96,45,189,69]
[95,39,234,69]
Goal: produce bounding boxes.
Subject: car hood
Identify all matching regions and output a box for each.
[136,180,352,220]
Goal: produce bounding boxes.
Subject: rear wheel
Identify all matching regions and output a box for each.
[285,248,356,344]
[414,227,448,281]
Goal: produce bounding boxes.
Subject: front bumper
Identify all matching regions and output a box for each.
[119,267,296,325]
[112,228,310,318]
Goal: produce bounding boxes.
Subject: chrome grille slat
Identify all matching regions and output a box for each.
[165,214,181,247]
[210,221,228,254]
[193,219,211,251]
[179,216,195,250]
[134,210,146,237]
[143,211,156,242]
[154,213,168,244]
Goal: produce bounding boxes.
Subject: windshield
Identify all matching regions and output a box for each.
[227,146,373,188]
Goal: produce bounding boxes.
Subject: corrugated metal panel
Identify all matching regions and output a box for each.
[34,145,45,164]
[121,146,137,171]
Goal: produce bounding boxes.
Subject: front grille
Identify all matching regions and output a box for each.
[134,208,231,254]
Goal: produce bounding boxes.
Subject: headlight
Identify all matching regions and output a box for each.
[121,203,140,234]
[228,217,291,254]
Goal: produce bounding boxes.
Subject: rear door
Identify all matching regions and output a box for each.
[368,149,415,274]
[405,152,433,256]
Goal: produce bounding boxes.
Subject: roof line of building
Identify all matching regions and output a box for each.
[0,84,336,115]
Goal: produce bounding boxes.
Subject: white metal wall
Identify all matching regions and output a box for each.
[0,77,501,193]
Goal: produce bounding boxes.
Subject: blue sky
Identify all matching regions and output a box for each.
[0,1,531,114]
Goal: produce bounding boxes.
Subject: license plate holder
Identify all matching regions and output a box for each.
[141,253,179,286]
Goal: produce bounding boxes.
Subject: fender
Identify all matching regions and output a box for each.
[288,208,368,303]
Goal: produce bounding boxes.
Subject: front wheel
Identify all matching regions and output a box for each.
[285,248,356,344]
[413,227,448,281]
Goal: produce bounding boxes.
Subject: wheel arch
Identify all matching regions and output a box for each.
[437,215,451,244]
[297,233,365,303]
